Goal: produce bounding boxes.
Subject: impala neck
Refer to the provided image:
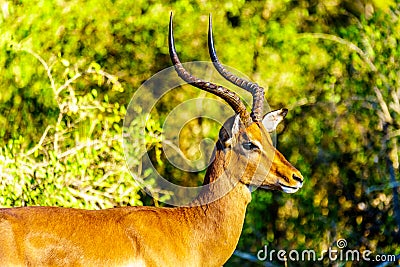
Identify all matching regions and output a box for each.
[186,141,251,264]
[195,140,251,205]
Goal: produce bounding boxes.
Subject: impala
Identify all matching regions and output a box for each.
[0,14,303,266]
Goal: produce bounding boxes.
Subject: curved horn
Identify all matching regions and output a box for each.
[208,15,264,122]
[169,13,252,126]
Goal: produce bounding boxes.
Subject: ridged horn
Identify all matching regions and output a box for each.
[169,13,252,126]
[208,14,265,122]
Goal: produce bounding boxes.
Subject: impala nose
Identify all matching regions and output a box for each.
[293,174,303,185]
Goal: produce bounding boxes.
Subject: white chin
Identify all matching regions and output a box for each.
[281,186,300,194]
[259,185,300,194]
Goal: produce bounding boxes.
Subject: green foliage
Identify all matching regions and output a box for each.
[0,56,145,208]
[1,0,400,266]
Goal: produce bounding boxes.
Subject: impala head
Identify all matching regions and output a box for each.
[169,14,303,193]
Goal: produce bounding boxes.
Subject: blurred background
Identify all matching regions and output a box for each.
[0,0,399,266]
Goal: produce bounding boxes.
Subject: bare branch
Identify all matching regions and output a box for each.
[374,86,393,124]
[13,44,57,95]
[366,181,400,194]
[57,135,122,159]
[21,126,53,158]
[56,72,82,96]
[298,33,377,72]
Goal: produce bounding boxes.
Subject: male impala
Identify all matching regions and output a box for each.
[0,14,303,266]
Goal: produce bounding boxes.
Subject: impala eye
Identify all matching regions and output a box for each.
[242,141,259,151]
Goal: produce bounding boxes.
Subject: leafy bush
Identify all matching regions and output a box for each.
[0,52,145,208]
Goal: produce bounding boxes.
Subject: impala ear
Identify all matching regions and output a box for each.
[220,115,241,147]
[262,108,288,132]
